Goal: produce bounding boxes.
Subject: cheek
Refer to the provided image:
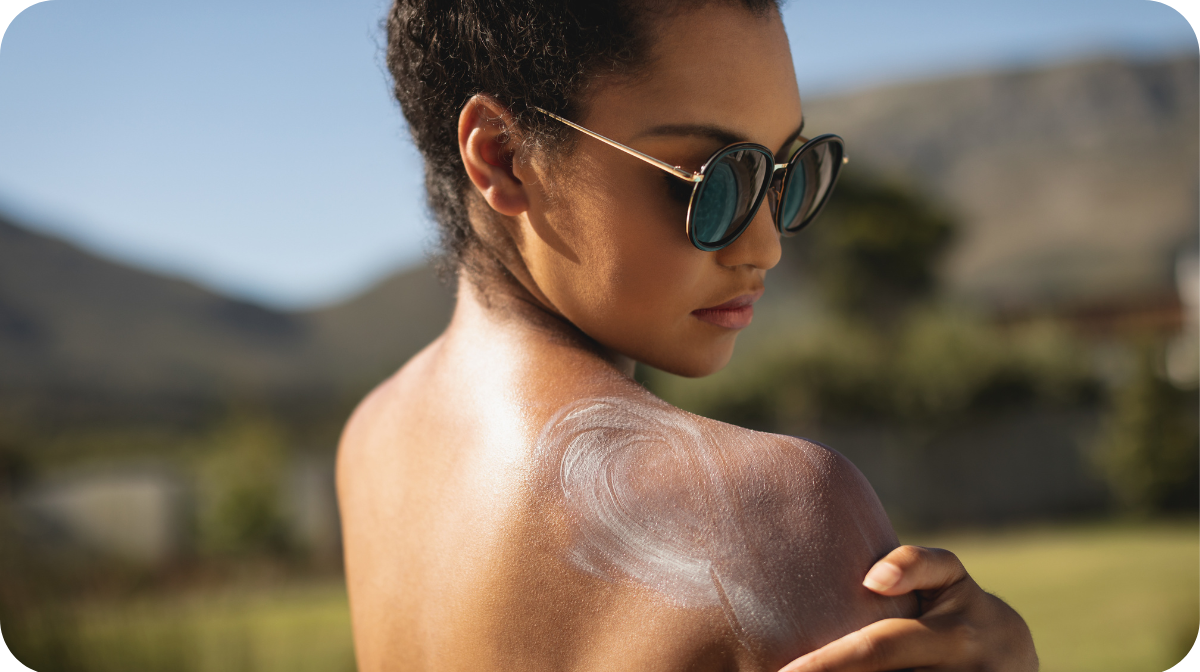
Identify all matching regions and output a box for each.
[602,215,696,326]
[529,158,738,375]
[561,167,697,321]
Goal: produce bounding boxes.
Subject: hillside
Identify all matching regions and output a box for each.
[0,216,454,428]
[0,218,323,426]
[0,53,1193,429]
[800,54,1198,308]
[302,263,454,391]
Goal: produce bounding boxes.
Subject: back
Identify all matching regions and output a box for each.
[337,334,915,671]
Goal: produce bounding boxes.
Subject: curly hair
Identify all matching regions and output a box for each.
[385,0,779,286]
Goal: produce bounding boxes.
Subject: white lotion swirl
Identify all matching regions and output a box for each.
[536,396,905,654]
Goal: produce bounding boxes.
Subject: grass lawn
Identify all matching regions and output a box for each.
[17,521,1196,671]
[68,581,357,672]
[912,520,1199,672]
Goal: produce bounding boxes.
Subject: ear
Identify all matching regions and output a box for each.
[458,95,529,217]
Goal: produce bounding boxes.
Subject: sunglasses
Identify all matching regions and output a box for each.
[532,107,847,251]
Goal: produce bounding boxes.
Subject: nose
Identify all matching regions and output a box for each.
[712,198,781,271]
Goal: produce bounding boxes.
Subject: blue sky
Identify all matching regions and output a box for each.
[0,0,1195,308]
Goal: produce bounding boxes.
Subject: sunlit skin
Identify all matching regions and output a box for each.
[492,22,798,378]
[338,4,1037,672]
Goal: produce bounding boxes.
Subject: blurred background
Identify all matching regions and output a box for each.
[0,0,1196,670]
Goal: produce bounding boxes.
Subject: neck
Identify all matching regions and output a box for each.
[445,272,637,380]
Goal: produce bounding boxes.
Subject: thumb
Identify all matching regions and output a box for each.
[862,545,968,596]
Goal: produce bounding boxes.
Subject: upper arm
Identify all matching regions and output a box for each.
[698,432,916,666]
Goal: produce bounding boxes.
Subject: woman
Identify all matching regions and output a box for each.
[337,1,1039,670]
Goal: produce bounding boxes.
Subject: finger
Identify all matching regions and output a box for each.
[777,617,953,672]
[862,545,967,596]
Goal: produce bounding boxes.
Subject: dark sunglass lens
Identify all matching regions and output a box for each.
[691,149,770,247]
[692,160,738,244]
[780,138,842,233]
[779,161,807,228]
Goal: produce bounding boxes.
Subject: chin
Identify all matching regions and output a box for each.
[645,337,737,379]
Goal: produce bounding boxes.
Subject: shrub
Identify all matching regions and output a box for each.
[195,416,292,557]
[1094,343,1199,515]
[644,310,1099,433]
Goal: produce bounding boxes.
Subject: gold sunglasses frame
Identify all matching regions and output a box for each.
[530,106,848,249]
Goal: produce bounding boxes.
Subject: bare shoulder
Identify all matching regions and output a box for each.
[335,365,397,487]
[713,427,892,532]
[336,337,441,490]
[534,394,914,665]
[337,372,393,459]
[537,393,888,532]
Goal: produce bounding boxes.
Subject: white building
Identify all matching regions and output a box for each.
[1166,241,1200,388]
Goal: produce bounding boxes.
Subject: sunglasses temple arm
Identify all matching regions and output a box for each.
[532,107,703,183]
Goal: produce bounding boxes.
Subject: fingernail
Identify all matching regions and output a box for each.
[863,561,902,592]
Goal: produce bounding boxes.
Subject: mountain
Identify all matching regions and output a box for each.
[302,263,454,391]
[0,218,317,425]
[1,53,1194,429]
[801,53,1198,308]
[0,217,452,427]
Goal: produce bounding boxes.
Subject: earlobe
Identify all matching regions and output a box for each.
[458,95,530,217]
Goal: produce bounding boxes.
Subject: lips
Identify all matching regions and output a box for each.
[691,290,763,330]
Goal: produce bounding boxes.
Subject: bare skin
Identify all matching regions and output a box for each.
[339,4,1037,671]
[339,284,912,671]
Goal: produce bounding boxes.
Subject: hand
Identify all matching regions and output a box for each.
[779,545,1038,672]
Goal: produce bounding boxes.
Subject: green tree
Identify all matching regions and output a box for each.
[196,415,292,557]
[1095,343,1200,515]
[799,169,956,321]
